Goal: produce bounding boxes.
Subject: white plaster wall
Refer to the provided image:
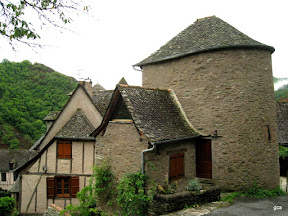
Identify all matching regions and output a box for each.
[38,87,102,151]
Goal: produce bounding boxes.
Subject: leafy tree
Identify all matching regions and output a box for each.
[0,0,88,46]
[0,196,16,215]
[0,60,78,148]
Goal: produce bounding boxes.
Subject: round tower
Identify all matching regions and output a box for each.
[135,16,279,190]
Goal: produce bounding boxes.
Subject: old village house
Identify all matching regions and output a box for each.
[11,16,280,215]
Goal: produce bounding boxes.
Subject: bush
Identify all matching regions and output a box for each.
[94,163,116,203]
[0,196,16,216]
[187,178,201,191]
[117,172,150,216]
[279,145,288,159]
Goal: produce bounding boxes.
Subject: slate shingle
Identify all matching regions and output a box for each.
[57,109,95,138]
[0,149,37,172]
[135,16,274,66]
[118,86,199,142]
[92,90,114,116]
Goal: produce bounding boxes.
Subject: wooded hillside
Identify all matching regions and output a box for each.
[0,59,78,149]
[274,77,288,102]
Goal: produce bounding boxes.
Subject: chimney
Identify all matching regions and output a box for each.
[79,80,93,97]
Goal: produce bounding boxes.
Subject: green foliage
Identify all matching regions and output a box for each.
[61,163,115,216]
[94,163,116,203]
[117,172,150,216]
[0,0,88,45]
[275,84,288,102]
[279,146,288,159]
[274,77,288,102]
[0,196,16,216]
[0,60,78,148]
[221,185,286,204]
[187,178,202,191]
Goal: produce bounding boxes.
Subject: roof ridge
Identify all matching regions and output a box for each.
[118,84,172,92]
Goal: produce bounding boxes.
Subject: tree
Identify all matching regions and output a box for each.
[0,0,88,47]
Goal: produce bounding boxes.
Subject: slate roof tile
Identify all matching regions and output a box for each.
[0,149,37,172]
[135,16,274,66]
[118,86,199,142]
[56,109,95,138]
[92,90,114,116]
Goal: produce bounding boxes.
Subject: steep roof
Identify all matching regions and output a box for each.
[277,102,288,144]
[92,85,199,142]
[118,77,128,85]
[56,109,95,138]
[135,16,275,66]
[92,90,114,116]
[0,149,37,172]
[92,83,106,92]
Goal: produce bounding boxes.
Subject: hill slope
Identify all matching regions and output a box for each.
[274,77,288,102]
[0,59,78,149]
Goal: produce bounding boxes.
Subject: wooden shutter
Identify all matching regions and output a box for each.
[169,153,184,181]
[70,176,79,198]
[47,177,55,199]
[58,141,72,158]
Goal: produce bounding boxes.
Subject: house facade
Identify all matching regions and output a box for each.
[134,16,279,190]
[92,85,205,191]
[14,82,104,215]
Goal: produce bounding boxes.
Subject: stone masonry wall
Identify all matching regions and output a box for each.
[142,49,280,190]
[145,140,196,191]
[95,121,149,179]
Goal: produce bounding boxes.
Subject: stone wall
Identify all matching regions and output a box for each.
[142,48,280,190]
[145,140,196,191]
[95,121,149,179]
[149,187,220,215]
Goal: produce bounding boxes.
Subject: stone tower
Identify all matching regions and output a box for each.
[134,16,279,190]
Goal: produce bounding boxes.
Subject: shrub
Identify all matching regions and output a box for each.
[117,172,150,216]
[187,178,201,191]
[94,163,116,203]
[0,196,16,216]
[279,145,288,159]
[60,163,115,216]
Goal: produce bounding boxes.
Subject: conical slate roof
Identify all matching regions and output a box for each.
[135,16,275,66]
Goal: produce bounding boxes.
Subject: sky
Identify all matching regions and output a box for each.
[0,0,287,90]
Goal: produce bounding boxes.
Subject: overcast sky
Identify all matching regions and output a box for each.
[0,0,287,90]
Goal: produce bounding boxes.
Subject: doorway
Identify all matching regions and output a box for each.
[196,139,212,179]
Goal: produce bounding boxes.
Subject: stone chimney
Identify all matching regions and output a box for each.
[79,80,93,97]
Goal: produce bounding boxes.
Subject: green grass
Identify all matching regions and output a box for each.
[221,186,286,204]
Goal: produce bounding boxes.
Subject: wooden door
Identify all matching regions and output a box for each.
[169,153,184,181]
[196,139,212,179]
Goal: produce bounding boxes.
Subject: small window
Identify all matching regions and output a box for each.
[47,176,79,198]
[57,141,72,159]
[1,173,6,181]
[169,153,184,181]
[56,177,70,197]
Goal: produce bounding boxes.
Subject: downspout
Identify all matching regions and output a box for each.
[141,142,156,175]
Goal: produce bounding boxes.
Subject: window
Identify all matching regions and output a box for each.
[47,176,79,198]
[169,153,184,181]
[1,173,6,181]
[57,141,72,159]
